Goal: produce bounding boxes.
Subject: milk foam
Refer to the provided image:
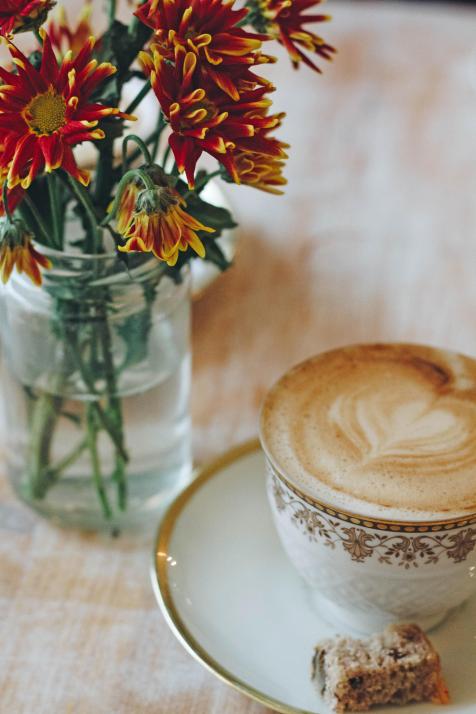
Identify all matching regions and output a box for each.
[260,344,476,520]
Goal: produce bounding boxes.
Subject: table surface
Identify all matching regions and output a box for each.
[2,2,476,712]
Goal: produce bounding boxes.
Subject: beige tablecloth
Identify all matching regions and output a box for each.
[2,2,476,712]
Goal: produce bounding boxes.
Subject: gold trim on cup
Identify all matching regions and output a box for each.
[152,439,320,714]
[261,445,476,533]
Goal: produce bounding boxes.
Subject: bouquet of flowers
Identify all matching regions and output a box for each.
[0,0,334,529]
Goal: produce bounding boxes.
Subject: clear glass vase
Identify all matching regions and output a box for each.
[0,247,192,533]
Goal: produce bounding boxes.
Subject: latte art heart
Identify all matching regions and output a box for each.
[329,389,474,469]
[261,344,476,517]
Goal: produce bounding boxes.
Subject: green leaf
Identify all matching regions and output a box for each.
[116,283,157,369]
[183,191,237,238]
[96,20,152,104]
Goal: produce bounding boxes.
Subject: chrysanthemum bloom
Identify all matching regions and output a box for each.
[231,150,287,194]
[117,182,214,267]
[0,34,132,190]
[0,217,51,285]
[136,0,272,100]
[249,0,336,72]
[142,45,286,187]
[115,180,141,236]
[49,2,93,57]
[0,0,55,37]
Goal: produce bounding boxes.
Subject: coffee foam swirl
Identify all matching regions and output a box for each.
[260,344,476,518]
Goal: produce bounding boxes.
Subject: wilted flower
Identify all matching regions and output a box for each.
[136,0,273,100]
[116,172,215,266]
[248,0,336,72]
[0,34,132,190]
[48,1,93,57]
[142,45,286,187]
[0,216,51,285]
[115,180,141,236]
[0,0,55,37]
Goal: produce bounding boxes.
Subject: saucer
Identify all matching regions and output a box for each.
[151,441,476,714]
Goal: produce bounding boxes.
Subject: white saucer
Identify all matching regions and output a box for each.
[151,441,476,714]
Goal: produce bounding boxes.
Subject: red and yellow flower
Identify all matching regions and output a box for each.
[232,150,287,194]
[0,217,51,285]
[48,1,93,58]
[0,0,55,37]
[136,0,273,100]
[142,45,286,187]
[0,163,25,216]
[252,0,336,72]
[116,180,214,267]
[0,33,132,190]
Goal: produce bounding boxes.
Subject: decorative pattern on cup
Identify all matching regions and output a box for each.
[268,461,476,570]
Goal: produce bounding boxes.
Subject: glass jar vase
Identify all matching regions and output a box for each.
[0,247,192,533]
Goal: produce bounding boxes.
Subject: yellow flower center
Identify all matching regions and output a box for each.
[25,91,67,136]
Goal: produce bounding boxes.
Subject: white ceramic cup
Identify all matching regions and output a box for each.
[259,350,476,634]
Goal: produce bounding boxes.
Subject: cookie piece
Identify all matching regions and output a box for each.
[312,623,450,712]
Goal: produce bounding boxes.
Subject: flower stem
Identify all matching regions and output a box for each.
[93,139,115,216]
[45,437,88,486]
[186,169,222,197]
[122,134,153,173]
[86,404,112,520]
[63,173,101,253]
[125,80,151,116]
[2,181,12,223]
[163,143,172,170]
[151,112,167,162]
[125,122,167,167]
[68,339,129,463]
[128,0,147,36]
[108,0,117,23]
[27,391,63,499]
[97,307,128,510]
[47,174,62,249]
[22,193,52,245]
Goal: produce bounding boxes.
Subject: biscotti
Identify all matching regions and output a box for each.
[312,623,450,712]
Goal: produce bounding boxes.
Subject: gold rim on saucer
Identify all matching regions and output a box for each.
[152,439,319,714]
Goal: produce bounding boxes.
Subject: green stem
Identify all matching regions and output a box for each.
[63,173,101,253]
[97,308,128,510]
[27,392,63,499]
[128,0,147,36]
[23,193,51,245]
[125,124,167,167]
[108,0,117,23]
[93,139,115,215]
[125,80,151,116]
[46,437,88,485]
[2,182,12,222]
[65,331,129,462]
[186,169,222,197]
[47,174,62,249]
[102,168,156,227]
[122,134,153,173]
[162,143,172,169]
[34,29,43,46]
[151,112,166,162]
[86,404,112,520]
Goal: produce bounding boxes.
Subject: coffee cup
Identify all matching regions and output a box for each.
[259,343,476,633]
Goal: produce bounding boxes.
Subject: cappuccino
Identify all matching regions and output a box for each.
[260,343,476,520]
